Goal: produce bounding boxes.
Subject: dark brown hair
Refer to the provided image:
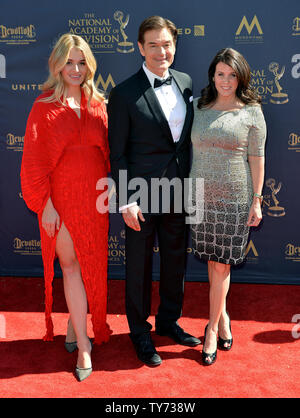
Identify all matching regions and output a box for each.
[138,15,178,45]
[198,48,261,109]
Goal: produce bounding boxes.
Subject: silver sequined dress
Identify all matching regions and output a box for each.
[189,100,266,265]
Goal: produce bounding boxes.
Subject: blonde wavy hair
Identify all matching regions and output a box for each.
[39,33,104,105]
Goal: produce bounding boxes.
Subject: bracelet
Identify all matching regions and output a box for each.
[253,193,263,201]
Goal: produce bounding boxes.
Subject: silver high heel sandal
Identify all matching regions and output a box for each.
[75,339,93,382]
[75,365,93,382]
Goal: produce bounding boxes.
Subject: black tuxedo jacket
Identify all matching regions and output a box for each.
[107,67,194,210]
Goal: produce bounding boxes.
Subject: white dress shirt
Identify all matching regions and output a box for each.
[142,62,186,142]
[119,63,186,212]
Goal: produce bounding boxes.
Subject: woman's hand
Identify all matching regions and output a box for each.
[248,155,264,227]
[42,198,60,238]
[247,200,262,227]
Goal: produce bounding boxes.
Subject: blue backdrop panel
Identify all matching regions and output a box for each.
[0,0,299,284]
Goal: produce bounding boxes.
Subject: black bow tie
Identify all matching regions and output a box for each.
[154,76,173,88]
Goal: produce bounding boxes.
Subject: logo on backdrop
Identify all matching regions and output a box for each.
[269,63,289,104]
[263,178,286,217]
[68,11,134,54]
[177,25,205,38]
[250,61,289,104]
[0,54,6,78]
[13,237,41,255]
[0,24,36,45]
[292,17,300,36]
[291,54,300,79]
[11,83,43,92]
[95,73,115,92]
[114,10,134,53]
[288,132,300,153]
[10,75,115,95]
[245,240,259,264]
[285,243,300,262]
[235,15,263,44]
[6,133,24,151]
[108,232,125,266]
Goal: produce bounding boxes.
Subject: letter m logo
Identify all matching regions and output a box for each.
[236,15,263,35]
[95,73,115,91]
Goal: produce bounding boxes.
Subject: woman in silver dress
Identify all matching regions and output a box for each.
[190,48,266,365]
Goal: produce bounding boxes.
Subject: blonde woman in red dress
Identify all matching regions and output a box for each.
[21,34,111,381]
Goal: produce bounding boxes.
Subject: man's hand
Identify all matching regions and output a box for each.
[121,204,145,231]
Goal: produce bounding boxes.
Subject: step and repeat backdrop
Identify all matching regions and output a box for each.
[0,0,299,284]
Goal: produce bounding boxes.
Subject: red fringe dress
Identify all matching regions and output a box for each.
[21,90,112,344]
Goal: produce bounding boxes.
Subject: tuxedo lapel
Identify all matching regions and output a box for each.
[136,68,174,145]
[135,68,192,148]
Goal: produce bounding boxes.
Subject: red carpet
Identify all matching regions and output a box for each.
[0,277,299,398]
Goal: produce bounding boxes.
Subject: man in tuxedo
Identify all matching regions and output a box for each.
[108,16,200,366]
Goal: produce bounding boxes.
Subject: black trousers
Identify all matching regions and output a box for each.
[125,210,187,336]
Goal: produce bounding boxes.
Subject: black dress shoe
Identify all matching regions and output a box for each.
[218,312,233,351]
[156,322,201,347]
[130,333,162,366]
